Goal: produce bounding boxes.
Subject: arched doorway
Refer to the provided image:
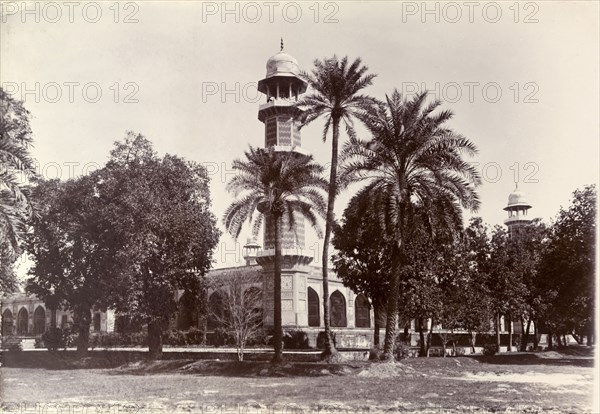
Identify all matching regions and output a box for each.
[355,294,371,328]
[307,287,320,327]
[34,306,46,335]
[2,309,13,336]
[17,308,28,335]
[330,290,347,327]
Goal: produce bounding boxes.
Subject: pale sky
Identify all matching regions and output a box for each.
[1,1,598,270]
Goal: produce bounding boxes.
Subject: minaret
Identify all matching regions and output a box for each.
[503,184,532,237]
[257,39,309,250]
[255,41,313,328]
[242,237,261,266]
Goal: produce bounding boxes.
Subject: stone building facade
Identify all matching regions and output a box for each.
[1,294,114,347]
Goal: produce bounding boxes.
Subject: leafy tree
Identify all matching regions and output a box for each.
[341,90,481,360]
[97,132,220,358]
[541,185,596,346]
[456,218,494,353]
[223,146,327,364]
[487,225,539,351]
[0,238,19,294]
[296,56,377,358]
[1,87,37,293]
[210,268,264,361]
[486,219,553,351]
[508,219,550,350]
[26,177,118,354]
[398,220,456,357]
[332,191,392,347]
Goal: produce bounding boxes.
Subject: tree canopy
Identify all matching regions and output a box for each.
[1,87,37,294]
[341,90,481,360]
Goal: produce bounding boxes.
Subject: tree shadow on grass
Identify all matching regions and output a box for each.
[109,359,360,377]
[1,350,363,377]
[1,350,148,370]
[468,352,594,368]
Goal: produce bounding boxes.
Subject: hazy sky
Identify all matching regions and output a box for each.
[1,1,598,269]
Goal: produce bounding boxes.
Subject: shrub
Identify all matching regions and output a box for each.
[454,347,466,356]
[42,328,63,351]
[162,328,204,346]
[483,343,498,356]
[87,331,148,348]
[283,330,309,349]
[262,327,284,349]
[207,327,234,347]
[317,331,336,349]
[61,327,78,349]
[394,340,411,360]
[185,327,204,345]
[7,342,22,352]
[368,347,382,360]
[163,330,187,346]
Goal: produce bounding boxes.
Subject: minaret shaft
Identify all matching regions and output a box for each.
[257,47,308,251]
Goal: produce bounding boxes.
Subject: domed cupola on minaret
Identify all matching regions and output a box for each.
[257,39,308,153]
[503,184,533,237]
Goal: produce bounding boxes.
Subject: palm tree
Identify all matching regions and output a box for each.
[340,90,481,360]
[223,146,327,363]
[296,56,377,357]
[1,88,36,292]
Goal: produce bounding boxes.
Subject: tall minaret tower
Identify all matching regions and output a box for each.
[255,41,314,328]
[503,184,533,237]
[257,39,309,250]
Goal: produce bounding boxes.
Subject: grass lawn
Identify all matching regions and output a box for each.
[1,347,595,413]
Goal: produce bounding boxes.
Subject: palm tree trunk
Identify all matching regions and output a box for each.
[321,117,340,358]
[272,215,283,364]
[373,298,381,348]
[382,243,401,361]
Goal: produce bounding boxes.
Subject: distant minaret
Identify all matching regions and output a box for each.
[256,41,308,250]
[503,184,532,237]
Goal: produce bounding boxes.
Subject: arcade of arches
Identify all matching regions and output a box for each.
[173,286,372,331]
[1,306,47,336]
[1,295,114,338]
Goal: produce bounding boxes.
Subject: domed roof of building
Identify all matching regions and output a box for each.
[503,187,532,210]
[265,51,300,78]
[257,40,307,97]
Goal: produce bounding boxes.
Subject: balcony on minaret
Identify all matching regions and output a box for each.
[242,238,261,266]
[503,186,533,229]
[504,207,531,226]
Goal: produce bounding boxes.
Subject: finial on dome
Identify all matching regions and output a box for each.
[280,37,284,52]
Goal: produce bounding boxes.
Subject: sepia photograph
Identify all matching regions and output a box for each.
[0,1,598,413]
